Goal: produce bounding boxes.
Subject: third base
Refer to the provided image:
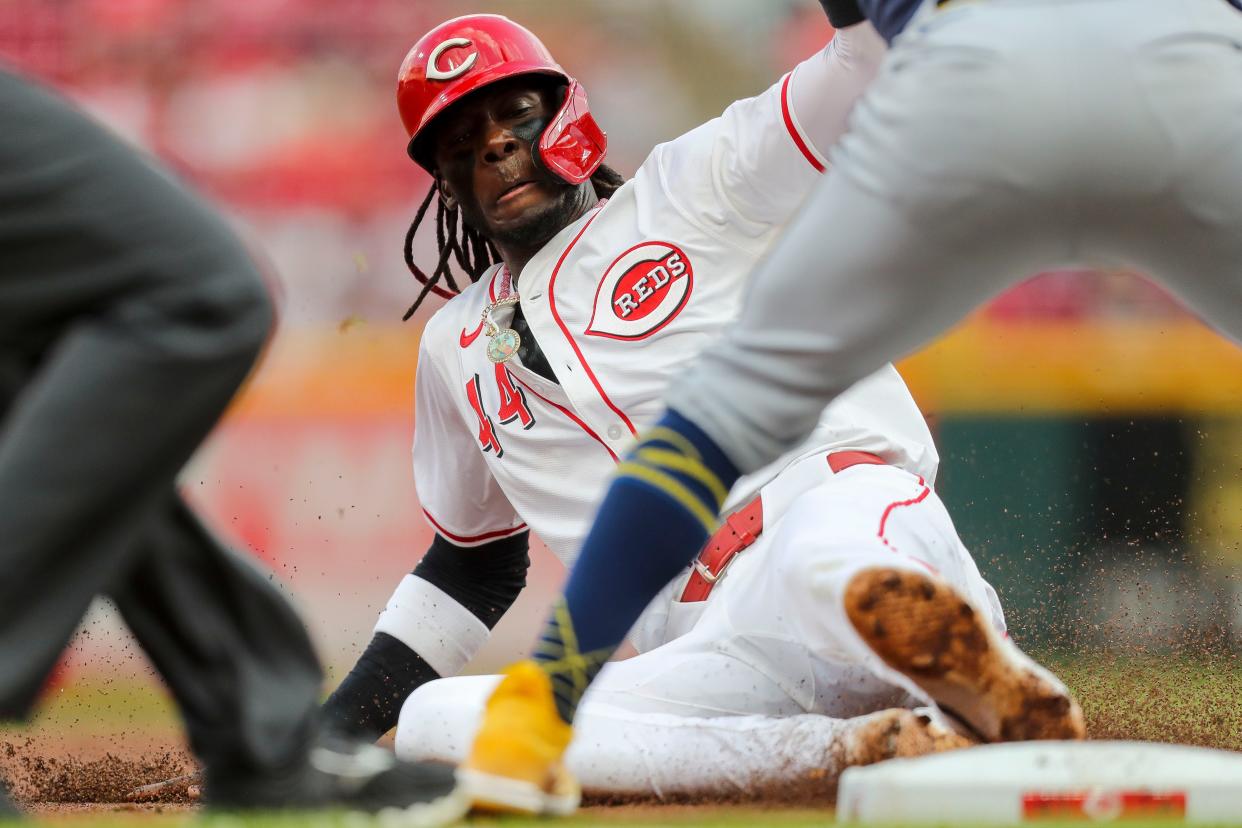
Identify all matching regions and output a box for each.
[838,740,1242,823]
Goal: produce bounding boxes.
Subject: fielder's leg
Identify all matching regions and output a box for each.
[676,0,1242,475]
[1104,0,1242,346]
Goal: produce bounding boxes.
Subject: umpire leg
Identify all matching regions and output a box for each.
[109,495,321,784]
[0,69,319,774]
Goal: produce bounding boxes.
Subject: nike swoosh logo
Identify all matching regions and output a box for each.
[459,320,484,348]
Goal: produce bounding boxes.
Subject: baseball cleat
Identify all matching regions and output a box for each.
[841,707,976,768]
[205,737,468,826]
[458,660,580,816]
[844,567,1086,743]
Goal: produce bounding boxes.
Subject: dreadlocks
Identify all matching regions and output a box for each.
[402,163,627,321]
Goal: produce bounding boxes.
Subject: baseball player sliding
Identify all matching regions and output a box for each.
[457,0,1242,816]
[323,4,1084,810]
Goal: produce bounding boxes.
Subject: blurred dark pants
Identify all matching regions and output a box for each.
[0,68,321,779]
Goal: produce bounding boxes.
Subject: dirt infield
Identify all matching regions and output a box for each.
[2,654,1238,816]
[1,738,195,806]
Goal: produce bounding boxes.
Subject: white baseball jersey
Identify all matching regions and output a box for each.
[412,23,938,568]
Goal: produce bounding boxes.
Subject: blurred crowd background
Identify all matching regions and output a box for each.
[3,0,1239,690]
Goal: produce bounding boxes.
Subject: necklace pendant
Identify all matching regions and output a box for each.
[486,326,521,364]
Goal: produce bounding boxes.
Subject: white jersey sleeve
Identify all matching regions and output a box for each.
[412,315,527,546]
[648,21,885,246]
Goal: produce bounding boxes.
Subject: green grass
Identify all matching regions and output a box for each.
[2,677,180,739]
[1049,652,1242,752]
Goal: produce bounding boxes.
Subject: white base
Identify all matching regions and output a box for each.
[838,740,1242,824]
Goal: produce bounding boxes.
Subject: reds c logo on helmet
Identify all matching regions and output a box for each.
[425,37,477,81]
[397,14,607,185]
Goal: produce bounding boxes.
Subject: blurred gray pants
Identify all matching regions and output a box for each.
[0,69,321,778]
[668,0,1242,474]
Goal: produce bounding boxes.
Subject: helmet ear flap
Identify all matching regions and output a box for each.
[537,80,607,185]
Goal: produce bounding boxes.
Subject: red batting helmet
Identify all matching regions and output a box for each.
[397,14,607,186]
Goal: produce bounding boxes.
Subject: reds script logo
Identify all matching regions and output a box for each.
[586,242,693,340]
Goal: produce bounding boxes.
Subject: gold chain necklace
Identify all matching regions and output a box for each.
[482,266,520,364]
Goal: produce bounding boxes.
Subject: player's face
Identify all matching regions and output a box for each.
[430,77,589,251]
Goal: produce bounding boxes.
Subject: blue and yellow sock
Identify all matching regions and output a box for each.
[533,408,740,722]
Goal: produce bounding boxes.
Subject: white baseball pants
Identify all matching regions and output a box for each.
[396,460,1005,798]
